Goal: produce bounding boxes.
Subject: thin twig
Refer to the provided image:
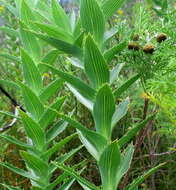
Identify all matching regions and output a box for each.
[0,85,25,132]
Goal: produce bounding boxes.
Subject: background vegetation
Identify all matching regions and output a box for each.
[0,0,176,189]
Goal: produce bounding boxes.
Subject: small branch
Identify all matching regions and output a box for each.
[0,107,18,132]
[0,85,25,132]
[0,85,25,112]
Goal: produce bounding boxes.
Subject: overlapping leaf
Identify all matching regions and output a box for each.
[93,84,115,140]
[84,36,109,89]
[80,0,105,45]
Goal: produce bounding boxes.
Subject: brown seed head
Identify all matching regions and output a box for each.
[143,43,155,54]
[128,42,140,51]
[156,33,167,43]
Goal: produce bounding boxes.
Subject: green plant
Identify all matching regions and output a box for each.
[0,0,166,189]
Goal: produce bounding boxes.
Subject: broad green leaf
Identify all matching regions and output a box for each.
[29,31,82,59]
[39,79,63,103]
[112,97,129,130]
[19,22,41,61]
[60,114,107,161]
[104,42,127,63]
[39,96,65,129]
[21,49,43,94]
[41,133,77,159]
[98,141,121,190]
[34,22,73,43]
[0,162,36,181]
[93,84,115,140]
[20,151,49,180]
[124,163,166,190]
[42,50,60,66]
[114,74,140,97]
[55,164,100,190]
[110,63,124,84]
[0,26,19,38]
[0,53,21,64]
[39,64,96,101]
[101,0,127,20]
[116,144,134,187]
[84,36,109,89]
[46,120,68,142]
[118,115,155,147]
[80,0,105,45]
[20,83,44,121]
[20,111,45,151]
[0,134,32,149]
[51,0,71,32]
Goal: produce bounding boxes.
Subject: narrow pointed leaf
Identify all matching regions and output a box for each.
[29,31,82,59]
[34,22,73,43]
[67,84,93,111]
[39,79,63,103]
[58,178,75,190]
[84,36,109,89]
[39,64,96,101]
[124,163,166,190]
[104,42,127,63]
[20,22,41,61]
[56,145,84,164]
[118,115,155,147]
[116,144,134,187]
[0,184,21,190]
[60,114,107,161]
[0,53,21,64]
[51,0,71,32]
[39,97,65,129]
[0,134,32,149]
[42,50,60,65]
[21,49,43,93]
[0,26,19,38]
[46,120,68,142]
[56,164,100,190]
[110,63,124,84]
[20,83,44,121]
[20,111,45,150]
[114,74,140,97]
[93,84,115,140]
[112,97,129,130]
[80,0,105,44]
[98,141,121,190]
[0,162,36,181]
[41,133,77,159]
[101,0,127,20]
[20,151,49,178]
[0,80,20,91]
